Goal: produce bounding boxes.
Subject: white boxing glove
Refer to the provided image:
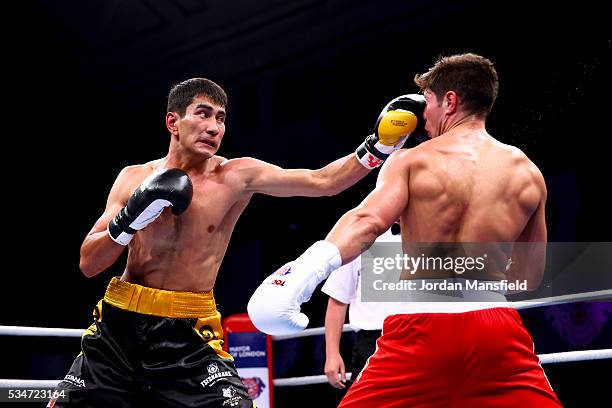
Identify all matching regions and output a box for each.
[247,241,342,335]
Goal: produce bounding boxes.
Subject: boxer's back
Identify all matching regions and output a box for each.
[400,127,545,279]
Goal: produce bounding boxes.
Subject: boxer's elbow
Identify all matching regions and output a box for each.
[79,241,96,277]
[79,256,100,278]
[311,172,341,197]
[312,165,366,197]
[507,259,546,292]
[526,265,545,291]
[79,232,120,278]
[526,248,546,291]
[79,250,107,278]
[322,182,344,197]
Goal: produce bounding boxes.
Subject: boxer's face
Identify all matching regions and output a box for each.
[176,95,226,158]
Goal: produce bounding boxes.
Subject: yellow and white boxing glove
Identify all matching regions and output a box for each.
[248,241,341,335]
[356,94,426,169]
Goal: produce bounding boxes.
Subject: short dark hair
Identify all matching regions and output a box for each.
[414,53,499,117]
[167,78,228,117]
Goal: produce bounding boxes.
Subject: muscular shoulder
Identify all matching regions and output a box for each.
[500,143,544,183]
[388,141,434,170]
[211,156,271,192]
[377,147,423,182]
[117,162,156,182]
[220,156,278,178]
[496,142,546,204]
[221,156,268,170]
[111,163,156,200]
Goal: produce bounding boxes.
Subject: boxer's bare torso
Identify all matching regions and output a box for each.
[79,95,369,292]
[329,121,546,288]
[113,157,253,292]
[397,124,546,281]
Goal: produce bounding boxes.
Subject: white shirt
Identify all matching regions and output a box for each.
[321,228,409,331]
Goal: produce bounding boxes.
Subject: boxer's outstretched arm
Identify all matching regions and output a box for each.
[326,150,410,263]
[247,150,410,335]
[237,154,370,197]
[237,94,425,197]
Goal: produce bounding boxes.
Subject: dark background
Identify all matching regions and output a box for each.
[2,1,611,406]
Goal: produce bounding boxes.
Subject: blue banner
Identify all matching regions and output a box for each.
[228,332,268,368]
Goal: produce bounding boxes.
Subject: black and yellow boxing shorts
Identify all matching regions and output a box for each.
[53,277,255,408]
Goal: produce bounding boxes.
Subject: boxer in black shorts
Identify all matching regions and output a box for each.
[52,78,423,406]
[55,279,249,407]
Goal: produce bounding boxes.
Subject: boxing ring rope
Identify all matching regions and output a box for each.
[508,289,612,310]
[1,348,611,389]
[1,289,610,388]
[266,289,612,341]
[275,348,612,386]
[0,326,83,338]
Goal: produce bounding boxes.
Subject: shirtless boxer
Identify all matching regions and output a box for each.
[249,53,562,407]
[52,78,425,407]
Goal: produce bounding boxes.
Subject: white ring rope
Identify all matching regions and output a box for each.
[2,348,611,389]
[0,326,84,337]
[538,349,612,364]
[0,379,60,388]
[270,289,611,340]
[0,290,610,388]
[509,289,612,310]
[2,289,609,338]
[275,349,612,386]
[274,373,352,387]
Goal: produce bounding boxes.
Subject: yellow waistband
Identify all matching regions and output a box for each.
[104,277,217,318]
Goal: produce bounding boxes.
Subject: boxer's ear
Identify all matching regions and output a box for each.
[166,112,180,135]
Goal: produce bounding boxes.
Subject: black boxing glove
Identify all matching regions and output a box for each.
[356,94,426,169]
[108,168,193,245]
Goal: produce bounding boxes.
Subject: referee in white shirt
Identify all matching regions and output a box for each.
[322,223,406,389]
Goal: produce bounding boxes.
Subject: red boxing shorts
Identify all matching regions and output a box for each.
[339,307,561,408]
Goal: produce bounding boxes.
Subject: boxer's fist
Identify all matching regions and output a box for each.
[108,168,193,245]
[248,241,341,335]
[356,94,426,169]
